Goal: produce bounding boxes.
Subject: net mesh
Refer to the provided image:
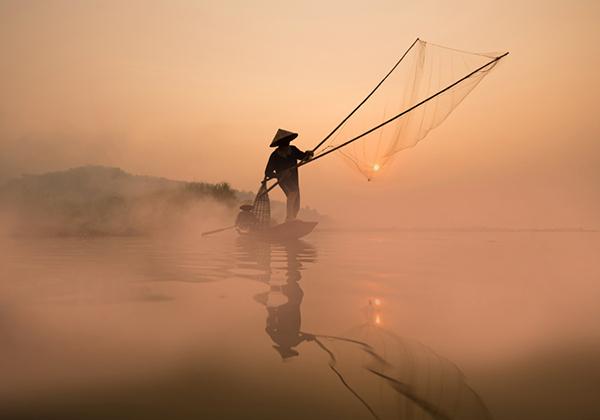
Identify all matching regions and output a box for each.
[252,183,271,230]
[322,39,507,181]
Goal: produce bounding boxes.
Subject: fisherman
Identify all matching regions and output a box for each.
[264,129,313,222]
[235,204,257,231]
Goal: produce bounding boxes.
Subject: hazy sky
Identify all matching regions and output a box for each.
[1,0,599,228]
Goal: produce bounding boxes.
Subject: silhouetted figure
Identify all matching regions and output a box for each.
[264,129,313,222]
[235,204,257,231]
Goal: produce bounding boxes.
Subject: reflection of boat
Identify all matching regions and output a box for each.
[237,221,318,241]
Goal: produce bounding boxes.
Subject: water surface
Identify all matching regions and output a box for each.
[1,231,599,419]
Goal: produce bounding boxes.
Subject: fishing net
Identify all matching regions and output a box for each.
[252,183,271,230]
[319,39,507,181]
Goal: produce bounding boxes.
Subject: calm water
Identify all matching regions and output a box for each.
[1,230,599,419]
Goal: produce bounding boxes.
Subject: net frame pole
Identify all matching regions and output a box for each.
[301,52,509,166]
[311,38,421,154]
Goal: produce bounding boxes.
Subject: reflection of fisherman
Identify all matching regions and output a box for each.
[247,240,317,359]
[235,204,257,231]
[265,273,315,359]
[264,129,314,222]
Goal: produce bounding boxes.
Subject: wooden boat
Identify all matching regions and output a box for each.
[237,220,318,241]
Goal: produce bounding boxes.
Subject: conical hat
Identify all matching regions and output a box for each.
[270,129,298,147]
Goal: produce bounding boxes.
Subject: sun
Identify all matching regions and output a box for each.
[373,164,380,171]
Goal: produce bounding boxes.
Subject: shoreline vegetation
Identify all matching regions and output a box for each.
[0,165,332,237]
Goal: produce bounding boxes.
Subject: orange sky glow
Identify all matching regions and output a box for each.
[1,0,599,229]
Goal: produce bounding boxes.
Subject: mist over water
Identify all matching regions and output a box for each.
[0,166,247,237]
[1,230,599,419]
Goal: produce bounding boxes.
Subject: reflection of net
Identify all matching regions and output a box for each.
[252,183,271,230]
[324,40,507,181]
[313,304,493,420]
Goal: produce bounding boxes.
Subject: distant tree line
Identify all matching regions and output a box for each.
[0,166,238,235]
